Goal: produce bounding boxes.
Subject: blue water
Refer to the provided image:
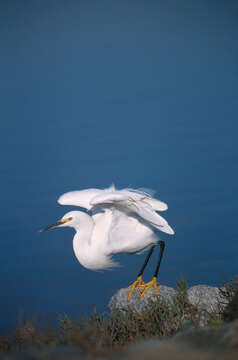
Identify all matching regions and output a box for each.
[1,0,238,334]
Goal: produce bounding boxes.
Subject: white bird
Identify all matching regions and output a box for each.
[41,185,175,299]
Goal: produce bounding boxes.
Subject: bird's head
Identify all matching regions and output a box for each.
[40,211,82,232]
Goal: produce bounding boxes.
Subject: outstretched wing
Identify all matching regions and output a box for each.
[58,185,119,210]
[58,188,105,210]
[90,189,174,235]
[123,188,168,211]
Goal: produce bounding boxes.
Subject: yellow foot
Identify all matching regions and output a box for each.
[138,277,159,298]
[128,276,145,300]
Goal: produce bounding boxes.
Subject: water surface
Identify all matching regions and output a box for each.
[0,0,238,334]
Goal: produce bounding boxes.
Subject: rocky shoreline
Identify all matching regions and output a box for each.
[109,283,228,327]
[2,283,238,359]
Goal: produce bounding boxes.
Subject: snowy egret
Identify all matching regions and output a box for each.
[41,185,174,299]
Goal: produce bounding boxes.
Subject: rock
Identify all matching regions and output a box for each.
[188,285,226,313]
[109,284,227,316]
[109,285,176,313]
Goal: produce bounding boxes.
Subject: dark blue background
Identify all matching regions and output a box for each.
[1,0,238,334]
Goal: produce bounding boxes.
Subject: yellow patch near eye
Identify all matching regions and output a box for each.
[61,217,72,223]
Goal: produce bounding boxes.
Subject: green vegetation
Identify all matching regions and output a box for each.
[1,277,238,357]
[220,275,238,322]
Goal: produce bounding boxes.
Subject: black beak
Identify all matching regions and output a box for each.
[40,221,62,232]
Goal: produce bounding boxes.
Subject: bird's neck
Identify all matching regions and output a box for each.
[72,212,93,245]
[72,213,95,268]
[72,212,113,270]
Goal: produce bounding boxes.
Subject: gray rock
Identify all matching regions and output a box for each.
[109,285,176,313]
[188,285,226,313]
[109,284,227,315]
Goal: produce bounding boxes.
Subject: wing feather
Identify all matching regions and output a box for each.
[58,189,103,210]
[58,186,174,235]
[90,189,174,235]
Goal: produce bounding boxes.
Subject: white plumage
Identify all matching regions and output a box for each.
[42,185,174,271]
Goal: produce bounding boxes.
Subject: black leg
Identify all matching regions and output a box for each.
[137,245,155,277]
[128,243,164,300]
[153,240,165,278]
